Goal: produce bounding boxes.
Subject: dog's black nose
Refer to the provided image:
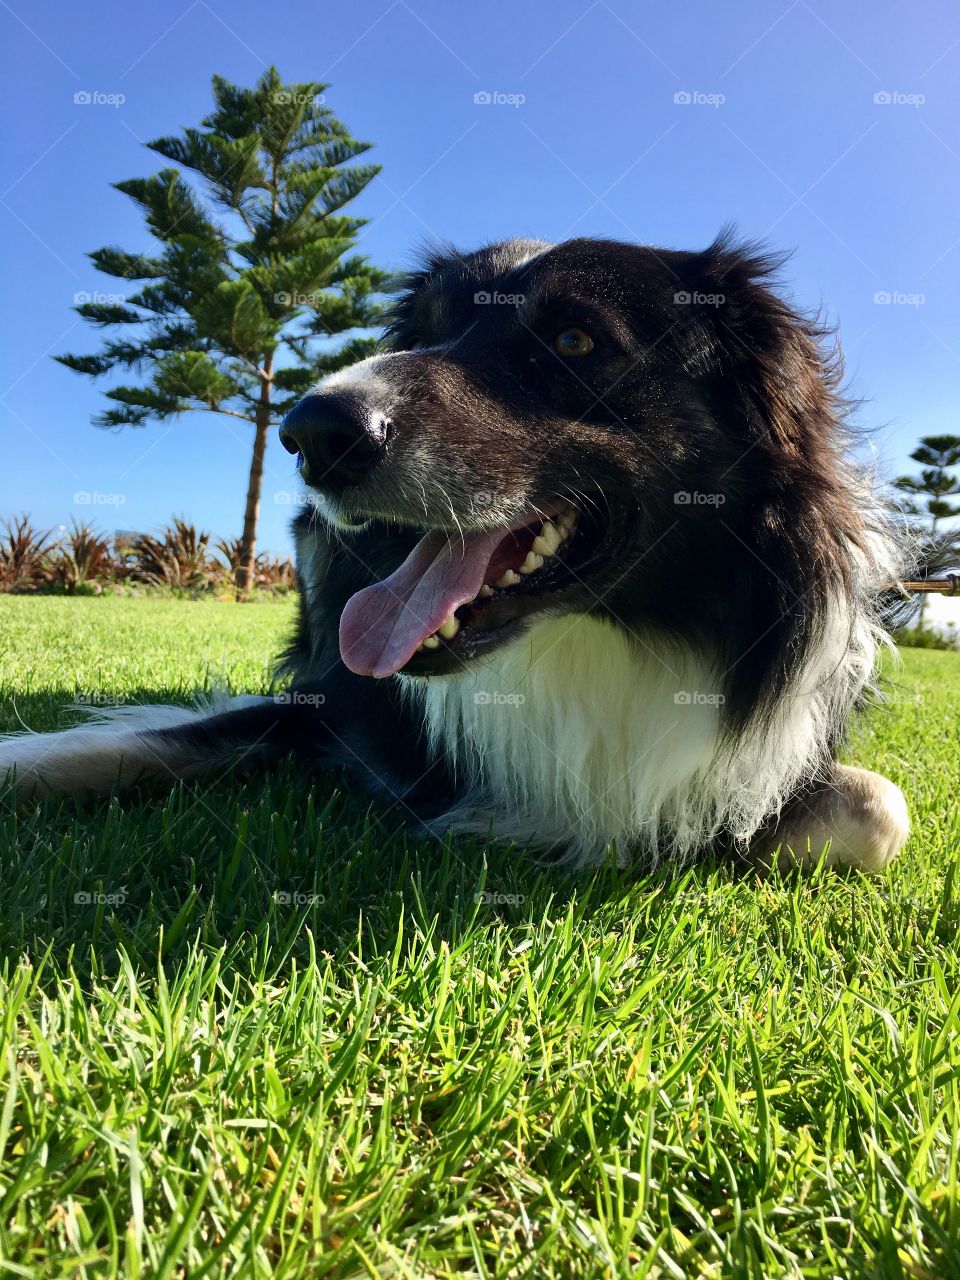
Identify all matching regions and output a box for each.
[279,392,390,490]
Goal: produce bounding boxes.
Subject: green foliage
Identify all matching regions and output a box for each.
[57,67,385,429]
[893,623,960,651]
[153,350,238,409]
[0,603,958,1277]
[55,68,387,581]
[88,246,163,279]
[894,434,960,626]
[74,301,145,326]
[894,434,960,535]
[192,278,275,355]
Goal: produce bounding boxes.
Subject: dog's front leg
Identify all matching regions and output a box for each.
[751,763,910,873]
[0,697,297,800]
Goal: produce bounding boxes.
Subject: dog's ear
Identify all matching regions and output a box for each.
[681,234,866,722]
[380,265,435,350]
[381,241,464,349]
[690,231,844,461]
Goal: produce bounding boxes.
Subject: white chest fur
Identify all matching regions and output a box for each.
[404,604,880,867]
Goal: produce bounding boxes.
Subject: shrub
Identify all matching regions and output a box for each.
[216,537,296,593]
[51,520,115,593]
[259,555,297,593]
[893,624,960,652]
[0,515,59,593]
[0,514,296,598]
[130,519,218,591]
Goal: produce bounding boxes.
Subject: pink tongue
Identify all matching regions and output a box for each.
[339,527,509,678]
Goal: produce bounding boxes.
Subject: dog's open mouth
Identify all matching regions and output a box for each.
[339,504,601,677]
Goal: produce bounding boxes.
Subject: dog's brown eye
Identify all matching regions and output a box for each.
[552,327,594,357]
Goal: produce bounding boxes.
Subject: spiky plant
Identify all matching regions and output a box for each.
[52,521,115,593]
[130,519,216,591]
[215,536,295,593]
[0,515,59,593]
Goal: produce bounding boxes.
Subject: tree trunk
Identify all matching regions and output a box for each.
[236,355,273,598]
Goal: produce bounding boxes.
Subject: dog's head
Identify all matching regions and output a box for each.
[282,234,863,703]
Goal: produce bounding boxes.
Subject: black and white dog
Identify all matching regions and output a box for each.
[2,234,928,870]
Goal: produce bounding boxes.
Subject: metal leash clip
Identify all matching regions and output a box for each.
[886,573,960,597]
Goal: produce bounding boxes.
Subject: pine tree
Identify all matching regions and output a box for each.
[57,67,387,593]
[894,433,960,623]
[894,435,960,534]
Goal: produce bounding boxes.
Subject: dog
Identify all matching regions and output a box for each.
[1,232,930,872]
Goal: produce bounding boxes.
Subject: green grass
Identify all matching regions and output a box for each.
[0,596,957,1279]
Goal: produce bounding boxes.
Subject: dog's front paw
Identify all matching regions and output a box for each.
[754,764,910,874]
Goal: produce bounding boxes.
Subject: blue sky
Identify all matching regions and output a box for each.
[2,0,958,556]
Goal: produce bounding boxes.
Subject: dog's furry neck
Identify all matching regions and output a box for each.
[404,594,886,867]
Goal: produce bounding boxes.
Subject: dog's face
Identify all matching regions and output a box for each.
[281,235,851,684]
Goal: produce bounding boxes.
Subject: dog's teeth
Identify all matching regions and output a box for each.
[532,521,561,556]
[437,615,461,640]
[496,570,521,588]
[519,551,544,575]
[421,635,440,649]
[478,584,495,599]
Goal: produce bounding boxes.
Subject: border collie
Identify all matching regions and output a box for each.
[2,233,928,871]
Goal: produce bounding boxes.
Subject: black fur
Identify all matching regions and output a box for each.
[12,233,941,860]
[286,233,875,725]
[181,235,925,827]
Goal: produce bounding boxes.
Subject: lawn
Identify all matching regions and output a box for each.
[0,596,957,1279]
